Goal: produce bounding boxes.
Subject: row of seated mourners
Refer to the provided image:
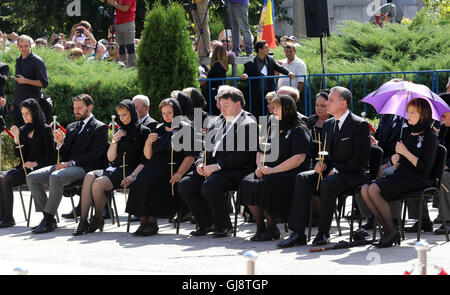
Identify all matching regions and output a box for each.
[0,84,449,249]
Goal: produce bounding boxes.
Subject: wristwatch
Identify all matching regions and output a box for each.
[68,160,76,167]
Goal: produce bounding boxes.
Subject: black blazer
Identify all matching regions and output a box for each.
[196,110,257,172]
[59,116,109,172]
[141,115,158,132]
[243,55,290,94]
[322,112,371,175]
[374,114,403,161]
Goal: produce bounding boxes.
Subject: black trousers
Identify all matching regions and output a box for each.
[288,170,368,235]
[0,168,27,221]
[178,169,248,230]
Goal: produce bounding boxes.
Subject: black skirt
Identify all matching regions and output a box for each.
[374,173,432,201]
[237,170,298,221]
[125,155,179,218]
[92,166,136,190]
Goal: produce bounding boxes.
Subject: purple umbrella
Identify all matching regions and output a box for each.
[361,81,450,121]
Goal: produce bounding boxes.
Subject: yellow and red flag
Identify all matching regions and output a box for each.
[257,0,276,49]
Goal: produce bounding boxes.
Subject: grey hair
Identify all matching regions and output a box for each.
[330,86,352,109]
[17,35,34,46]
[132,95,150,107]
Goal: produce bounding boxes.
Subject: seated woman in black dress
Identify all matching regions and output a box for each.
[73,99,150,235]
[238,94,312,241]
[361,98,438,248]
[0,98,55,228]
[307,90,331,141]
[126,98,196,236]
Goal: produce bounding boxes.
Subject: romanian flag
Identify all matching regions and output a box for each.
[257,0,276,49]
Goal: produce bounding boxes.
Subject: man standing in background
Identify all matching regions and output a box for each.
[228,0,253,56]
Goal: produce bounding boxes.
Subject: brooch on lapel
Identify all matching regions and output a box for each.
[417,135,424,148]
[285,130,292,139]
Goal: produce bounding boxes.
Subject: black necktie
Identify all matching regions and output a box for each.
[334,119,340,134]
[77,121,84,133]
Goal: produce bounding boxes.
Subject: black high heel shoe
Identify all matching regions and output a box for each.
[88,217,104,233]
[374,231,401,248]
[253,229,280,242]
[139,224,159,237]
[72,219,89,236]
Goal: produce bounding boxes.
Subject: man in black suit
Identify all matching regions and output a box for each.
[178,86,257,238]
[277,86,371,247]
[26,94,109,234]
[241,40,295,117]
[132,94,158,131]
[0,62,9,116]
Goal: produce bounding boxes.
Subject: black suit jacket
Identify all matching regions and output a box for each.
[59,116,109,172]
[196,111,257,175]
[141,115,158,132]
[322,112,371,176]
[243,56,290,116]
[438,124,450,169]
[374,114,403,162]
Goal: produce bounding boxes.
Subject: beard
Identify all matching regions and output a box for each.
[75,109,89,121]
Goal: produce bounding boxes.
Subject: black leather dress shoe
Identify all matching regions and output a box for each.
[212,227,233,238]
[434,223,450,235]
[312,232,330,246]
[190,225,215,236]
[32,219,56,234]
[62,207,81,219]
[252,230,281,242]
[0,219,15,228]
[404,220,433,233]
[276,232,306,248]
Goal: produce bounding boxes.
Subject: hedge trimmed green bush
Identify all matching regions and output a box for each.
[137,2,198,118]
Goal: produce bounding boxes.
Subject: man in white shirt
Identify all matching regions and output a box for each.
[277,42,306,95]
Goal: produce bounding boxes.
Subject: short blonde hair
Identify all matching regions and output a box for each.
[265,91,277,102]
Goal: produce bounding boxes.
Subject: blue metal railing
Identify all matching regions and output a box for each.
[198,69,450,117]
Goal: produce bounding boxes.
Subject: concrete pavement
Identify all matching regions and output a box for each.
[0,190,449,275]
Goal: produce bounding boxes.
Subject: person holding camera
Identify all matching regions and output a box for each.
[13,35,49,127]
[100,0,137,67]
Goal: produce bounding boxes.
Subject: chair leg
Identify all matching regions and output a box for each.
[417,197,424,242]
[308,195,314,242]
[18,188,28,222]
[335,209,342,236]
[284,223,288,233]
[401,200,407,240]
[372,218,377,241]
[27,191,33,228]
[105,196,115,225]
[70,196,78,223]
[233,194,238,237]
[112,193,120,227]
[127,213,131,233]
[350,195,355,243]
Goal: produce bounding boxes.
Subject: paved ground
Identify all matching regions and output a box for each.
[0,190,449,275]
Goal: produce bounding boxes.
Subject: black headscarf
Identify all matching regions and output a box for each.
[20,98,46,135]
[276,95,303,131]
[161,98,183,128]
[116,99,140,136]
[190,88,207,110]
[176,92,194,121]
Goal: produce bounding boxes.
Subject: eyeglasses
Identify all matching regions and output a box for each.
[108,46,117,50]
